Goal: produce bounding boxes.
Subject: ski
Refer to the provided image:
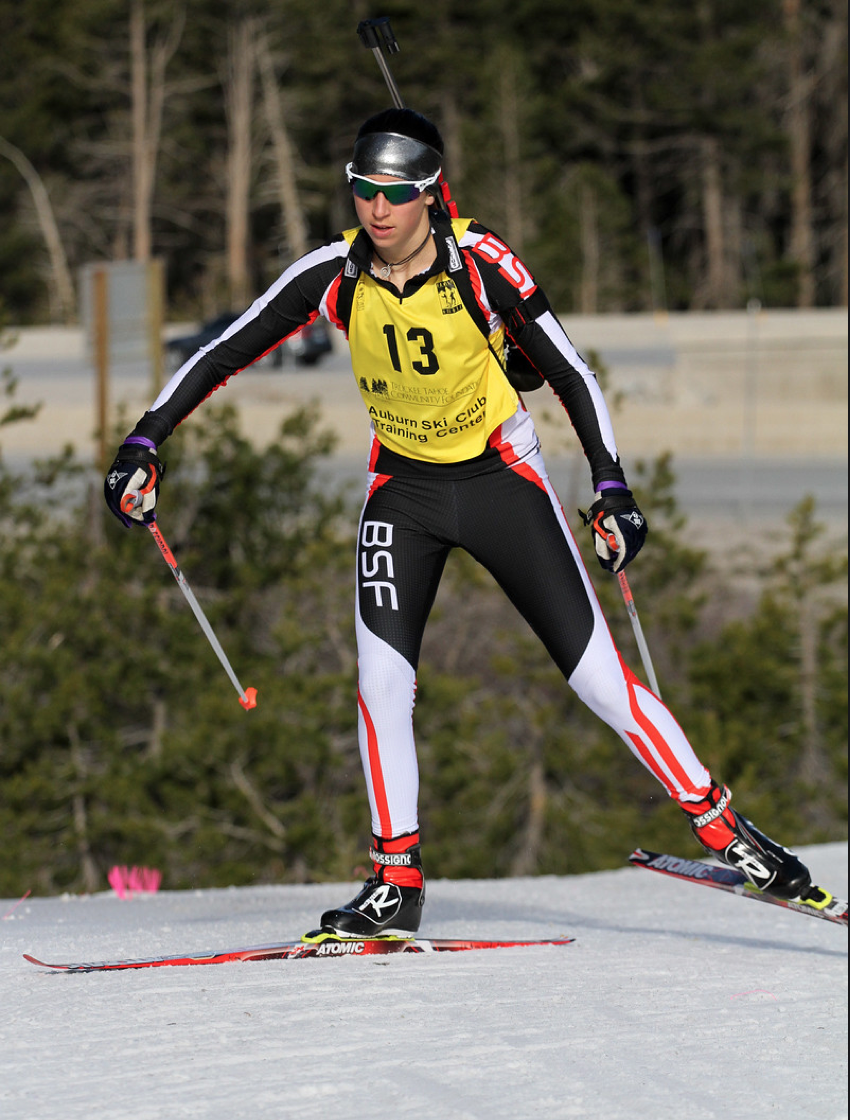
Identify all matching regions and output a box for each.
[23,932,575,972]
[630,849,848,927]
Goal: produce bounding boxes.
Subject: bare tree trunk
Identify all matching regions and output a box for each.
[229,756,287,841]
[439,90,462,196]
[0,136,76,322]
[797,594,825,791]
[130,1,184,263]
[510,747,547,877]
[725,192,744,307]
[434,2,463,205]
[147,697,166,761]
[498,49,524,253]
[629,130,659,314]
[579,179,599,314]
[256,35,308,263]
[225,17,256,308]
[820,11,848,306]
[700,134,726,308]
[842,151,849,307]
[783,0,816,307]
[69,726,100,894]
[130,0,150,260]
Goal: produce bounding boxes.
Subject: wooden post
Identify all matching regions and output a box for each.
[93,267,109,473]
[147,258,165,396]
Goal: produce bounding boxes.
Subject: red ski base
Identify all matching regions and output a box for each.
[23,934,575,973]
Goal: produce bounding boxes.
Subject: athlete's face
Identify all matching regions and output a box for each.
[353,175,433,257]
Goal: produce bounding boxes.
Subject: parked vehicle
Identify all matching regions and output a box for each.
[165,313,333,372]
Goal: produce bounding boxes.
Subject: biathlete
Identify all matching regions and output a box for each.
[105,108,816,936]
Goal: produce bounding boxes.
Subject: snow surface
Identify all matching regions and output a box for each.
[1,843,846,1120]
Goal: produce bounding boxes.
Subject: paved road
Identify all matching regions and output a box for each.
[551,455,847,520]
[3,346,846,549]
[319,449,848,547]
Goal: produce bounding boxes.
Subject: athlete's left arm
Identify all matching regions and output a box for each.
[462,222,626,489]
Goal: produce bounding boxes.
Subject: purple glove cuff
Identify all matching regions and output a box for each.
[596,480,628,491]
[124,435,157,450]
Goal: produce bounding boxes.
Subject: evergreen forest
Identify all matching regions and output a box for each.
[0,0,847,324]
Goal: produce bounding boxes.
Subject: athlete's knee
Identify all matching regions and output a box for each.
[358,655,417,713]
[571,665,631,725]
[567,625,630,716]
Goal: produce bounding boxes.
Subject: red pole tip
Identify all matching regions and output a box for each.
[239,687,258,711]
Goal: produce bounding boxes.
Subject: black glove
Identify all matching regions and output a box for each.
[104,440,165,527]
[580,488,647,572]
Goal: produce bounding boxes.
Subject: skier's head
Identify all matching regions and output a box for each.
[347,108,444,204]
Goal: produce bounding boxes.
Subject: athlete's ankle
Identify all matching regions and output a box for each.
[371,831,424,889]
[678,781,737,850]
[678,779,812,900]
[319,833,425,937]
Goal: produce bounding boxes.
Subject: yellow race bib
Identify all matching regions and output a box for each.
[347,233,518,462]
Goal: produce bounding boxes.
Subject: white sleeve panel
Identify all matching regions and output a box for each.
[535,310,620,460]
[151,239,349,411]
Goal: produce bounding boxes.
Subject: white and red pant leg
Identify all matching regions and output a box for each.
[354,450,711,841]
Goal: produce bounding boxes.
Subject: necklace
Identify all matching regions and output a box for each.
[374,229,432,280]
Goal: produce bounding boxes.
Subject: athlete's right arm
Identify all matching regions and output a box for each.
[129,240,350,447]
[103,239,351,527]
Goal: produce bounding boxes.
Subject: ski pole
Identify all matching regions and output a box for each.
[355,18,459,216]
[616,568,662,700]
[357,17,405,108]
[590,519,662,699]
[147,522,258,711]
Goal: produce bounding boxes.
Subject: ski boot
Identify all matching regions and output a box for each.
[680,781,813,901]
[319,832,425,938]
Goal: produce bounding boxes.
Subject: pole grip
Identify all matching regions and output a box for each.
[357,18,406,108]
[357,17,400,53]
